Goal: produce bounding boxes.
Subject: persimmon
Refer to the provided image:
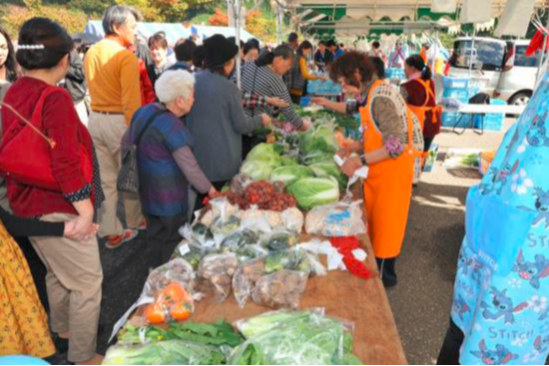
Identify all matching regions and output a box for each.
[144,303,166,324]
[170,301,192,321]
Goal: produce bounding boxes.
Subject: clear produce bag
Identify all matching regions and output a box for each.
[197,253,239,302]
[230,309,358,365]
[305,200,367,237]
[232,248,326,309]
[103,340,225,365]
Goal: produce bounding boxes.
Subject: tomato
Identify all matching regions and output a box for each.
[170,301,192,321]
[144,303,166,324]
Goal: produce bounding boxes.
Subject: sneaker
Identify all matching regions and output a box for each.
[105,229,138,250]
[130,219,147,231]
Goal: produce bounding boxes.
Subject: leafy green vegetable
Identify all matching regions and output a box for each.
[287,177,340,210]
[261,231,300,252]
[309,161,349,191]
[280,156,299,166]
[103,340,226,365]
[264,249,306,273]
[299,125,338,155]
[231,310,362,365]
[246,143,283,162]
[300,151,334,166]
[269,165,314,186]
[240,160,280,181]
[220,229,260,252]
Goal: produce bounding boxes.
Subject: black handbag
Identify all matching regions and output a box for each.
[117,108,169,194]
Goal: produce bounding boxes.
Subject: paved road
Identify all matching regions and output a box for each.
[386,122,512,364]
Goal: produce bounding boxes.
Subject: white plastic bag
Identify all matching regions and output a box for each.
[305,200,367,237]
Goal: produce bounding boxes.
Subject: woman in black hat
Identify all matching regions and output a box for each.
[185,34,271,211]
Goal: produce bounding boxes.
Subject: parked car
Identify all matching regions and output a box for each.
[448,37,507,96]
[494,40,541,106]
[448,37,540,105]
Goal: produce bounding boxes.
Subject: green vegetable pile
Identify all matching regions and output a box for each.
[295,107,360,131]
[107,320,245,365]
[231,310,363,365]
[287,177,340,211]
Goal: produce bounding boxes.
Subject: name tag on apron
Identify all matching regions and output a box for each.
[466,185,536,276]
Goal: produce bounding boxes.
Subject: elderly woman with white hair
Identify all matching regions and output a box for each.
[122,69,216,266]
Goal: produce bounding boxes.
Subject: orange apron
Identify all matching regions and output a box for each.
[361,80,416,259]
[407,78,442,129]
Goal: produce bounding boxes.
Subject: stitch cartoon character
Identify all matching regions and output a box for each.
[452,295,471,321]
[533,187,549,228]
[534,335,549,354]
[514,250,549,289]
[526,111,549,147]
[480,287,529,324]
[470,340,518,365]
[480,161,520,196]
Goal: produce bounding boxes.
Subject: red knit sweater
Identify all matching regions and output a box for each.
[1,77,94,217]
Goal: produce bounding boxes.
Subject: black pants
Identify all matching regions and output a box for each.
[375,257,397,288]
[194,181,230,213]
[242,134,266,161]
[437,319,464,365]
[424,136,435,153]
[145,213,188,267]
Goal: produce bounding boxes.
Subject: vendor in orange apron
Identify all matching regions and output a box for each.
[330,55,419,287]
[402,55,442,153]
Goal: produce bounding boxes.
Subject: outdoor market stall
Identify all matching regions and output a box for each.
[103,110,407,365]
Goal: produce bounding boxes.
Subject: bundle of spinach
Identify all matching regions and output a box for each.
[118,320,244,348]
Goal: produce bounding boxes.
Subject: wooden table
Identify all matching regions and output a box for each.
[189,233,407,365]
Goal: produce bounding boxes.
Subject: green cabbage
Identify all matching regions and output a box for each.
[301,151,334,166]
[240,160,279,181]
[246,143,283,162]
[287,177,340,210]
[309,161,349,191]
[269,165,314,186]
[280,156,298,166]
[299,125,337,155]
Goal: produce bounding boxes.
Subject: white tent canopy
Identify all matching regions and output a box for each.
[287,0,547,26]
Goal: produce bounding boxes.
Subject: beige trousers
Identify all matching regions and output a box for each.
[29,213,103,363]
[88,112,143,237]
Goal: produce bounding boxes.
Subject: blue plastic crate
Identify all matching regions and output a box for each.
[443,87,479,103]
[474,99,505,131]
[443,77,471,89]
[442,111,475,128]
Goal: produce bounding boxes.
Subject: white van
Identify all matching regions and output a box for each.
[493,40,540,106]
[448,37,507,96]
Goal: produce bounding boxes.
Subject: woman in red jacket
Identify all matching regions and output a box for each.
[0,18,103,365]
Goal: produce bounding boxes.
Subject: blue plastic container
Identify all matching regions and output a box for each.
[443,77,471,89]
[474,99,506,131]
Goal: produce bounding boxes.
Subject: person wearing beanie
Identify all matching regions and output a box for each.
[186,34,271,211]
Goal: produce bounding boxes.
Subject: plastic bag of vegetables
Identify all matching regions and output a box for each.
[260,230,300,252]
[102,339,226,365]
[144,258,196,298]
[197,253,239,302]
[305,200,367,237]
[232,248,325,309]
[171,241,211,271]
[143,281,194,324]
[230,310,362,365]
[287,177,340,211]
[252,270,308,309]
